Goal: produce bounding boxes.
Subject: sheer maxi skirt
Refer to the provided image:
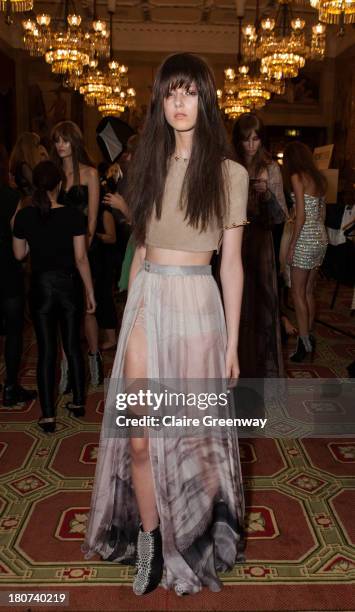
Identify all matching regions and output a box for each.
[82,261,245,594]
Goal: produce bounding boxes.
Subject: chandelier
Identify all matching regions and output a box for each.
[95,7,136,116]
[45,2,89,76]
[220,14,267,118]
[97,86,136,117]
[79,68,112,106]
[64,58,97,90]
[318,0,355,23]
[243,0,325,80]
[22,13,51,57]
[224,66,271,110]
[84,0,110,59]
[97,97,126,117]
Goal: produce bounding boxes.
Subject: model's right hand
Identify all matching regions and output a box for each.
[86,291,96,314]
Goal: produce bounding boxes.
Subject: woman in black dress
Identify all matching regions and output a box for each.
[51,121,102,387]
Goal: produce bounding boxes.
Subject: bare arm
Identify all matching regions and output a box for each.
[12,204,29,259]
[287,173,306,263]
[220,226,244,381]
[86,168,100,247]
[128,245,146,293]
[13,237,29,260]
[73,235,96,313]
[97,210,117,244]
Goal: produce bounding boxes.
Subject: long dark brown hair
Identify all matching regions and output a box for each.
[126,52,233,245]
[283,141,327,196]
[51,121,94,188]
[32,160,63,218]
[232,113,271,177]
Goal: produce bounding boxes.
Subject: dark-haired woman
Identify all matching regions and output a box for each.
[13,160,96,432]
[232,113,286,378]
[51,121,102,387]
[83,53,248,596]
[283,141,328,361]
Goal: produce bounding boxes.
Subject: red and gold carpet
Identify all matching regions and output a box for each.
[0,279,354,611]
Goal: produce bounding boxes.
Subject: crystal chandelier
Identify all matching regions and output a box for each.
[309,22,326,58]
[223,66,271,110]
[22,13,51,57]
[79,68,112,106]
[64,58,98,90]
[84,0,110,59]
[236,66,272,109]
[318,0,355,24]
[223,103,249,119]
[97,98,126,117]
[218,91,250,119]
[220,14,265,118]
[95,7,135,115]
[243,0,325,80]
[45,2,89,76]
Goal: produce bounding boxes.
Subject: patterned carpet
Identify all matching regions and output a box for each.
[0,277,354,612]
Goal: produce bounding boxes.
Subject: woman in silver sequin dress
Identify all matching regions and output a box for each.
[283,142,328,362]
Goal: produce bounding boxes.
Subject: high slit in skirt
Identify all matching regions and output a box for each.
[82,260,245,594]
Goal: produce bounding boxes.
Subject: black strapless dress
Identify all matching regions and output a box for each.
[59,185,89,216]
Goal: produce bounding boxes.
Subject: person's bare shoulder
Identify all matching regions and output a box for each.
[80,164,98,184]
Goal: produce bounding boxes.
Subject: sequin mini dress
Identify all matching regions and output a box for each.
[291,193,328,269]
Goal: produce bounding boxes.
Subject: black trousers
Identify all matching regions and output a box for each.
[30,270,85,418]
[0,290,24,386]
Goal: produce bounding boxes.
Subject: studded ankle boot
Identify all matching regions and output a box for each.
[133,524,163,596]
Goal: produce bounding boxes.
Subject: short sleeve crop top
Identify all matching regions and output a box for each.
[145,158,249,253]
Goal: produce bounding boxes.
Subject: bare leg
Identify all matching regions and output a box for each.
[306,268,318,332]
[290,267,311,336]
[124,314,159,532]
[85,313,99,353]
[100,328,116,350]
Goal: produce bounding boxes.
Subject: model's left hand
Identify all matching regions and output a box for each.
[225,347,239,388]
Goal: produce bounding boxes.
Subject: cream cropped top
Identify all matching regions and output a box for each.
[145,157,249,253]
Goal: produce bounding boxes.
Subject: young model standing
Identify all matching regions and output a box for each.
[83,53,248,596]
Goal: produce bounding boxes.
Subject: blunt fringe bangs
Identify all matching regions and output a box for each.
[126,52,233,246]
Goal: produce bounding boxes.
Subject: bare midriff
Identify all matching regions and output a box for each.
[145,246,213,266]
